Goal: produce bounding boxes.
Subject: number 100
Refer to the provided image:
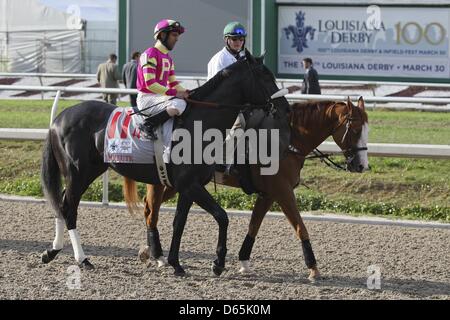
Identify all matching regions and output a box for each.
[395,22,446,45]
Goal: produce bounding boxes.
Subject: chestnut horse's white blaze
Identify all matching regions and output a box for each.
[357,122,369,171]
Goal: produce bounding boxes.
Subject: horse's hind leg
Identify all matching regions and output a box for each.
[277,190,320,282]
[41,214,65,264]
[140,185,176,267]
[238,195,273,274]
[61,163,107,269]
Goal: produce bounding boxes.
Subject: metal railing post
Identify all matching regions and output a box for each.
[38,76,44,100]
[102,171,109,206]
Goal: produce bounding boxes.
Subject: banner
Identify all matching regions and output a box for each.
[278,6,450,79]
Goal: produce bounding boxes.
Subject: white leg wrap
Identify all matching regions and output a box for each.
[52,218,65,250]
[68,229,86,264]
[239,260,252,274]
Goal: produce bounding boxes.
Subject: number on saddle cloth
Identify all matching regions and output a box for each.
[103,107,171,165]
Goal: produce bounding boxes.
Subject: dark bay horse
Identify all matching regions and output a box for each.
[132,97,369,281]
[40,50,291,276]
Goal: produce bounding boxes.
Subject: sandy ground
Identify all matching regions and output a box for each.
[0,200,449,300]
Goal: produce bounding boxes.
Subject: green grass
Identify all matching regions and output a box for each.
[0,100,449,221]
[0,100,449,144]
[366,109,450,144]
[0,100,129,128]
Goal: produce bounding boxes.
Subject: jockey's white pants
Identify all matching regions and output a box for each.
[137,92,187,117]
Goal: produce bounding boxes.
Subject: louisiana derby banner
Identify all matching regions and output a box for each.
[278,6,450,79]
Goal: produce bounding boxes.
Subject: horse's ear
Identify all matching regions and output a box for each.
[245,48,256,64]
[358,96,365,110]
[256,51,266,64]
[346,96,353,115]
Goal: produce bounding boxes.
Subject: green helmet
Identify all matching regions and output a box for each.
[223,22,247,38]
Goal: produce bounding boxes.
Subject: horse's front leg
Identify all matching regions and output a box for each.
[277,189,321,282]
[238,195,274,274]
[186,184,229,276]
[167,192,193,276]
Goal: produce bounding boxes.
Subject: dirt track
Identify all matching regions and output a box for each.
[0,200,449,300]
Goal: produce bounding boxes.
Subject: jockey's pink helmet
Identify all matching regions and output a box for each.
[153,19,185,40]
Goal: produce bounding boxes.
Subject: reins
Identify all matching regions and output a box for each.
[288,145,348,171]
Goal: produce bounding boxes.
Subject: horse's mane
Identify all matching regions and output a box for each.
[290,100,368,128]
[290,101,338,127]
[189,70,226,100]
[189,59,246,100]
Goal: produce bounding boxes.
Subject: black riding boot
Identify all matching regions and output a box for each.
[140,110,172,140]
[236,164,257,195]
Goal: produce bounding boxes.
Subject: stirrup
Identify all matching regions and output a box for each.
[224,164,233,175]
[139,123,158,140]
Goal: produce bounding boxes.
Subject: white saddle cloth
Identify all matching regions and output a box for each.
[103,107,173,164]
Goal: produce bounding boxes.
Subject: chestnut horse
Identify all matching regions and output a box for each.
[127,97,369,281]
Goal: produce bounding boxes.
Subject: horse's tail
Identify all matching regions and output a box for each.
[123,177,140,214]
[41,130,62,217]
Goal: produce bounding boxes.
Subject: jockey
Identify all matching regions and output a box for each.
[207,22,255,194]
[137,19,189,140]
[207,21,247,80]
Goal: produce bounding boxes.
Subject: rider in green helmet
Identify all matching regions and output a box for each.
[207,22,255,193]
[207,22,247,80]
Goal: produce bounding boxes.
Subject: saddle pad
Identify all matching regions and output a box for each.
[104,107,173,164]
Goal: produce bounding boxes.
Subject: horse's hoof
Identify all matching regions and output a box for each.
[41,249,61,264]
[173,266,186,277]
[41,250,51,264]
[212,261,225,277]
[168,258,185,277]
[308,268,321,283]
[138,246,150,263]
[239,260,252,274]
[80,258,95,271]
[156,256,168,268]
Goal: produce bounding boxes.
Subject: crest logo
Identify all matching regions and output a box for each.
[283,11,316,53]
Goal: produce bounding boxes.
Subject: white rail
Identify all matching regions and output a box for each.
[1,85,450,107]
[2,72,450,88]
[1,128,449,159]
[286,93,450,105]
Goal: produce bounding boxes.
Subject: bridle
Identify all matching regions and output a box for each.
[333,110,368,167]
[245,60,279,117]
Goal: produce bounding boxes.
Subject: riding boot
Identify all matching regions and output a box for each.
[140,110,172,140]
[237,164,257,195]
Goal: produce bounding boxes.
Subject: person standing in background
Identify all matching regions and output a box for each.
[301,57,321,95]
[97,54,121,105]
[122,51,141,107]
